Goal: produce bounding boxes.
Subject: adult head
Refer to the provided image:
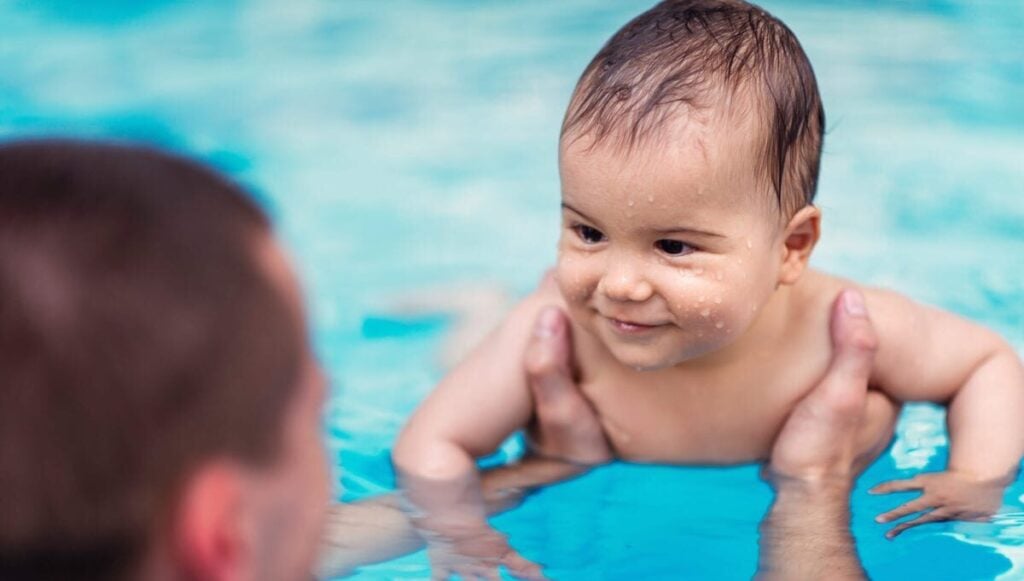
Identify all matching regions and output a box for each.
[0,140,329,581]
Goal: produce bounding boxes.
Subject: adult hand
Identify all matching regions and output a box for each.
[768,288,897,485]
[523,306,613,467]
[316,306,611,581]
[758,289,892,581]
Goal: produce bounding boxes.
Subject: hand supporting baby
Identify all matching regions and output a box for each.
[771,288,1011,541]
[759,288,887,580]
[767,288,896,484]
[405,307,611,581]
[429,289,889,580]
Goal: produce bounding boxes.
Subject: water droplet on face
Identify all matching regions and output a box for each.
[751,303,758,312]
[700,308,711,317]
[694,267,704,275]
[698,295,706,303]
[715,321,725,329]
[715,272,724,281]
[627,199,635,207]
[713,297,722,304]
[746,239,753,249]
[737,258,743,265]
[647,195,654,203]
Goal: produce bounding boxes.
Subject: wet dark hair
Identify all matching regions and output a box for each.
[562,0,824,216]
[0,139,302,580]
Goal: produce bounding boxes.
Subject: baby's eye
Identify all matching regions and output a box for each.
[575,225,606,244]
[655,239,694,256]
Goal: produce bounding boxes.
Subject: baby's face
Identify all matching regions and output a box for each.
[557,116,787,370]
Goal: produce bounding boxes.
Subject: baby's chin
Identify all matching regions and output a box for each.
[604,340,704,371]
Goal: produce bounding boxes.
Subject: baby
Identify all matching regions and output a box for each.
[395,0,1024,574]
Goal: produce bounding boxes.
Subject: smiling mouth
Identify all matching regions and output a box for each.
[605,317,668,335]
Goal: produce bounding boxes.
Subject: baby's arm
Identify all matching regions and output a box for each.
[392,280,559,575]
[862,288,1024,535]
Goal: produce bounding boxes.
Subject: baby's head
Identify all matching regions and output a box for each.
[556,0,824,370]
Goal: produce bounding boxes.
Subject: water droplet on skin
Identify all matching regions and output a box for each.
[746,239,753,249]
[737,258,743,265]
[694,267,704,275]
[700,308,711,317]
[628,199,635,207]
[751,304,758,312]
[698,295,706,303]
[715,272,724,281]
[713,297,722,305]
[647,195,654,203]
[715,321,725,329]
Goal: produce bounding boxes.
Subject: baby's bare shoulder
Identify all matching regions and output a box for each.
[804,270,1005,402]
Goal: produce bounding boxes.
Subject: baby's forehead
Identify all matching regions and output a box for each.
[561,104,769,194]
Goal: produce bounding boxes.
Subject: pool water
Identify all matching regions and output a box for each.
[2,1,1023,579]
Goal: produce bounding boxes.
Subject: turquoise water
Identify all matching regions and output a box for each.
[2,1,1023,578]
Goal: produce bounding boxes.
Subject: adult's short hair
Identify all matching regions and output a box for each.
[0,139,303,580]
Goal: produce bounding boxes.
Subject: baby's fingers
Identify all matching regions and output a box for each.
[886,508,951,539]
[452,564,499,581]
[876,496,934,523]
[503,550,548,580]
[869,476,925,495]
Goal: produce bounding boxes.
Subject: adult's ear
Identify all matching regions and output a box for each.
[172,462,248,581]
[777,205,821,286]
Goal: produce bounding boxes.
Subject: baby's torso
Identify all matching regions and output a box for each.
[567,273,840,465]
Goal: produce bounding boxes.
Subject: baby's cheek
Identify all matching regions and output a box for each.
[705,274,767,339]
[660,269,750,338]
[555,253,593,304]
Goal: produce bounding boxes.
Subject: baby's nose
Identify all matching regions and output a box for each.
[599,267,654,303]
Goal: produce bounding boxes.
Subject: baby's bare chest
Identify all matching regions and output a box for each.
[580,359,829,465]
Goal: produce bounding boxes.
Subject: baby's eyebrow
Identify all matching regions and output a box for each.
[562,202,723,238]
[560,202,598,224]
[651,226,724,238]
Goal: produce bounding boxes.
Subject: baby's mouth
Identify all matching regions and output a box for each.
[604,316,668,335]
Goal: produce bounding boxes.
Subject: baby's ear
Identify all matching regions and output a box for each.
[778,205,821,285]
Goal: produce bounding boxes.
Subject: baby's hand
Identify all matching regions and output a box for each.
[421,518,545,580]
[869,470,1007,538]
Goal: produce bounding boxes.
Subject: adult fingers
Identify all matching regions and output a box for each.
[813,289,878,419]
[876,496,934,523]
[869,476,925,495]
[767,289,881,481]
[524,307,611,465]
[524,307,575,409]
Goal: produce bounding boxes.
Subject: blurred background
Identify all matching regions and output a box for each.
[2,1,1022,579]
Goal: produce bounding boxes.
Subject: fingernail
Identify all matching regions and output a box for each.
[534,307,561,338]
[842,290,867,317]
[875,515,886,523]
